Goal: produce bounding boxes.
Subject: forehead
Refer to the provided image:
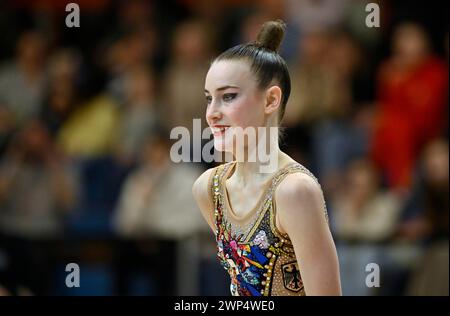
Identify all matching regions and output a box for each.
[205,59,255,91]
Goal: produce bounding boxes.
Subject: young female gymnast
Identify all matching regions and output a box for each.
[193,20,341,296]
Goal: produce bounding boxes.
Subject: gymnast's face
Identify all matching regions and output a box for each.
[204,59,267,153]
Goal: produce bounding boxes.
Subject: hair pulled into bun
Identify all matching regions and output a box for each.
[255,20,286,53]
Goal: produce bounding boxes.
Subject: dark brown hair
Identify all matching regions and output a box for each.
[214,20,291,123]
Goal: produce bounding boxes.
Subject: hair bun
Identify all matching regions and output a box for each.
[255,20,286,53]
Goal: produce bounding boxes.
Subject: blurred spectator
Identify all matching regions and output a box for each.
[40,48,82,136]
[285,30,353,125]
[370,22,448,192]
[113,135,207,239]
[105,27,157,106]
[283,30,366,184]
[0,119,77,292]
[56,93,120,158]
[0,30,48,153]
[331,158,402,242]
[0,120,78,238]
[402,139,449,295]
[281,30,333,164]
[396,139,449,242]
[180,0,226,43]
[0,30,47,126]
[161,19,214,131]
[417,139,448,240]
[112,134,209,295]
[113,65,161,166]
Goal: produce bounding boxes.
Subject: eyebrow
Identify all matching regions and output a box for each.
[204,85,239,93]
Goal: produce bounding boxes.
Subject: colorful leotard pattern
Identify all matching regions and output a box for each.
[211,161,329,296]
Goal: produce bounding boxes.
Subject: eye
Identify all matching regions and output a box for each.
[223,93,237,102]
[205,95,212,105]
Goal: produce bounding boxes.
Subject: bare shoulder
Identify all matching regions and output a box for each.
[192,167,217,232]
[272,164,341,295]
[277,171,321,196]
[192,167,215,202]
[274,172,327,227]
[276,172,323,205]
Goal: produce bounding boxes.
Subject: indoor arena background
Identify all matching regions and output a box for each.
[0,0,448,296]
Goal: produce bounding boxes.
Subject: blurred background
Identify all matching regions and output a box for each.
[0,0,448,296]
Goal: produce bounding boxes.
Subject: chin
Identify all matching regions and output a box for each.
[213,138,232,152]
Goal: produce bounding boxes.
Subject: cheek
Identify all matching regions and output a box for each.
[228,96,264,127]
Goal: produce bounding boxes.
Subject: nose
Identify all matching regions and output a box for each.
[206,100,222,124]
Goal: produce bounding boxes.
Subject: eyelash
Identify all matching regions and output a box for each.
[205,93,237,105]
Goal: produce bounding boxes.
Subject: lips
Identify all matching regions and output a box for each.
[211,125,230,137]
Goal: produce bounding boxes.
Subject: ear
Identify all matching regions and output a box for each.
[264,85,282,115]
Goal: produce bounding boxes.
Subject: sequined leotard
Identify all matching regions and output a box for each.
[210,161,328,296]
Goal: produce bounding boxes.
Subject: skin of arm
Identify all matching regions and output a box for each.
[275,172,342,296]
[192,168,216,233]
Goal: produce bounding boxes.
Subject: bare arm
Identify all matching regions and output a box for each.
[192,168,216,234]
[276,173,342,296]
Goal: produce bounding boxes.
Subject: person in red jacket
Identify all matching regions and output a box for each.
[371,22,448,193]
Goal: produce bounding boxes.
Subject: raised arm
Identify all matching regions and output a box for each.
[275,173,342,296]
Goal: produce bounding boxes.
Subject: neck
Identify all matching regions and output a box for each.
[229,120,293,185]
[232,147,293,187]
